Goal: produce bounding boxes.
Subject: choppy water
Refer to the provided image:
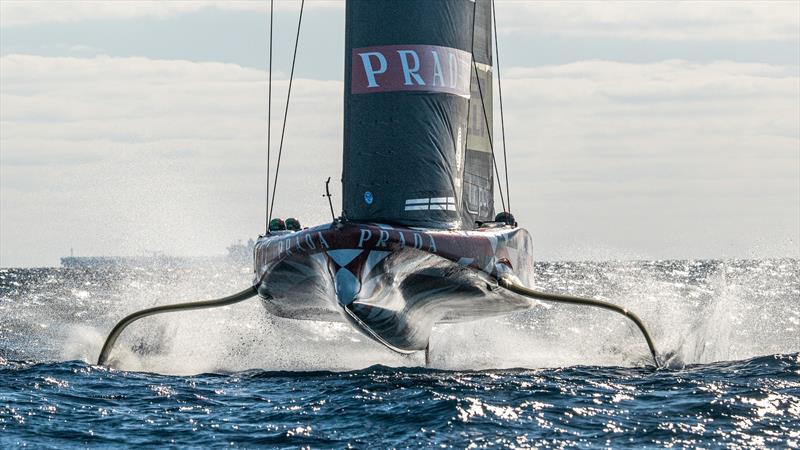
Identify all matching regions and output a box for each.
[1,260,798,448]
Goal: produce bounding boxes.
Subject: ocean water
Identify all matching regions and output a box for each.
[1,259,798,448]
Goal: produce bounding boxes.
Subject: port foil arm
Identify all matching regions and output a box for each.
[97,286,259,366]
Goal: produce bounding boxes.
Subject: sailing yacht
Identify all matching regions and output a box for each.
[97,0,658,367]
[254,0,534,354]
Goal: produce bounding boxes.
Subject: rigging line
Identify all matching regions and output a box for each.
[473,61,506,214]
[268,0,305,222]
[463,0,477,197]
[492,0,511,214]
[265,0,273,232]
[467,0,506,215]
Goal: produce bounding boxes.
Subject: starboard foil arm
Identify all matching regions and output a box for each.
[96,286,259,366]
[498,276,660,367]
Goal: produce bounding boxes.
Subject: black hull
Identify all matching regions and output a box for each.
[255,223,535,352]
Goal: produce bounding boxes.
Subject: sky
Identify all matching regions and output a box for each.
[1,0,798,267]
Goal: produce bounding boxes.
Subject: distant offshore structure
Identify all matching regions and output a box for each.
[60,240,255,269]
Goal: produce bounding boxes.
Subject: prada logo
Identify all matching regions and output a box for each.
[351,44,471,98]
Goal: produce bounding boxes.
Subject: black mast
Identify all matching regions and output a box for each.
[342,0,494,229]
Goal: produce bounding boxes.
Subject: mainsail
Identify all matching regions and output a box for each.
[343,0,495,229]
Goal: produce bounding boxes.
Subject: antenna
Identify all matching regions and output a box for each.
[323,177,335,222]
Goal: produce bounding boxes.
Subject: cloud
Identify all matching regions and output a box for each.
[493,58,799,259]
[0,54,342,266]
[1,54,798,266]
[497,59,799,192]
[3,1,798,45]
[496,1,799,41]
[500,60,798,157]
[0,0,338,27]
[0,54,335,143]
